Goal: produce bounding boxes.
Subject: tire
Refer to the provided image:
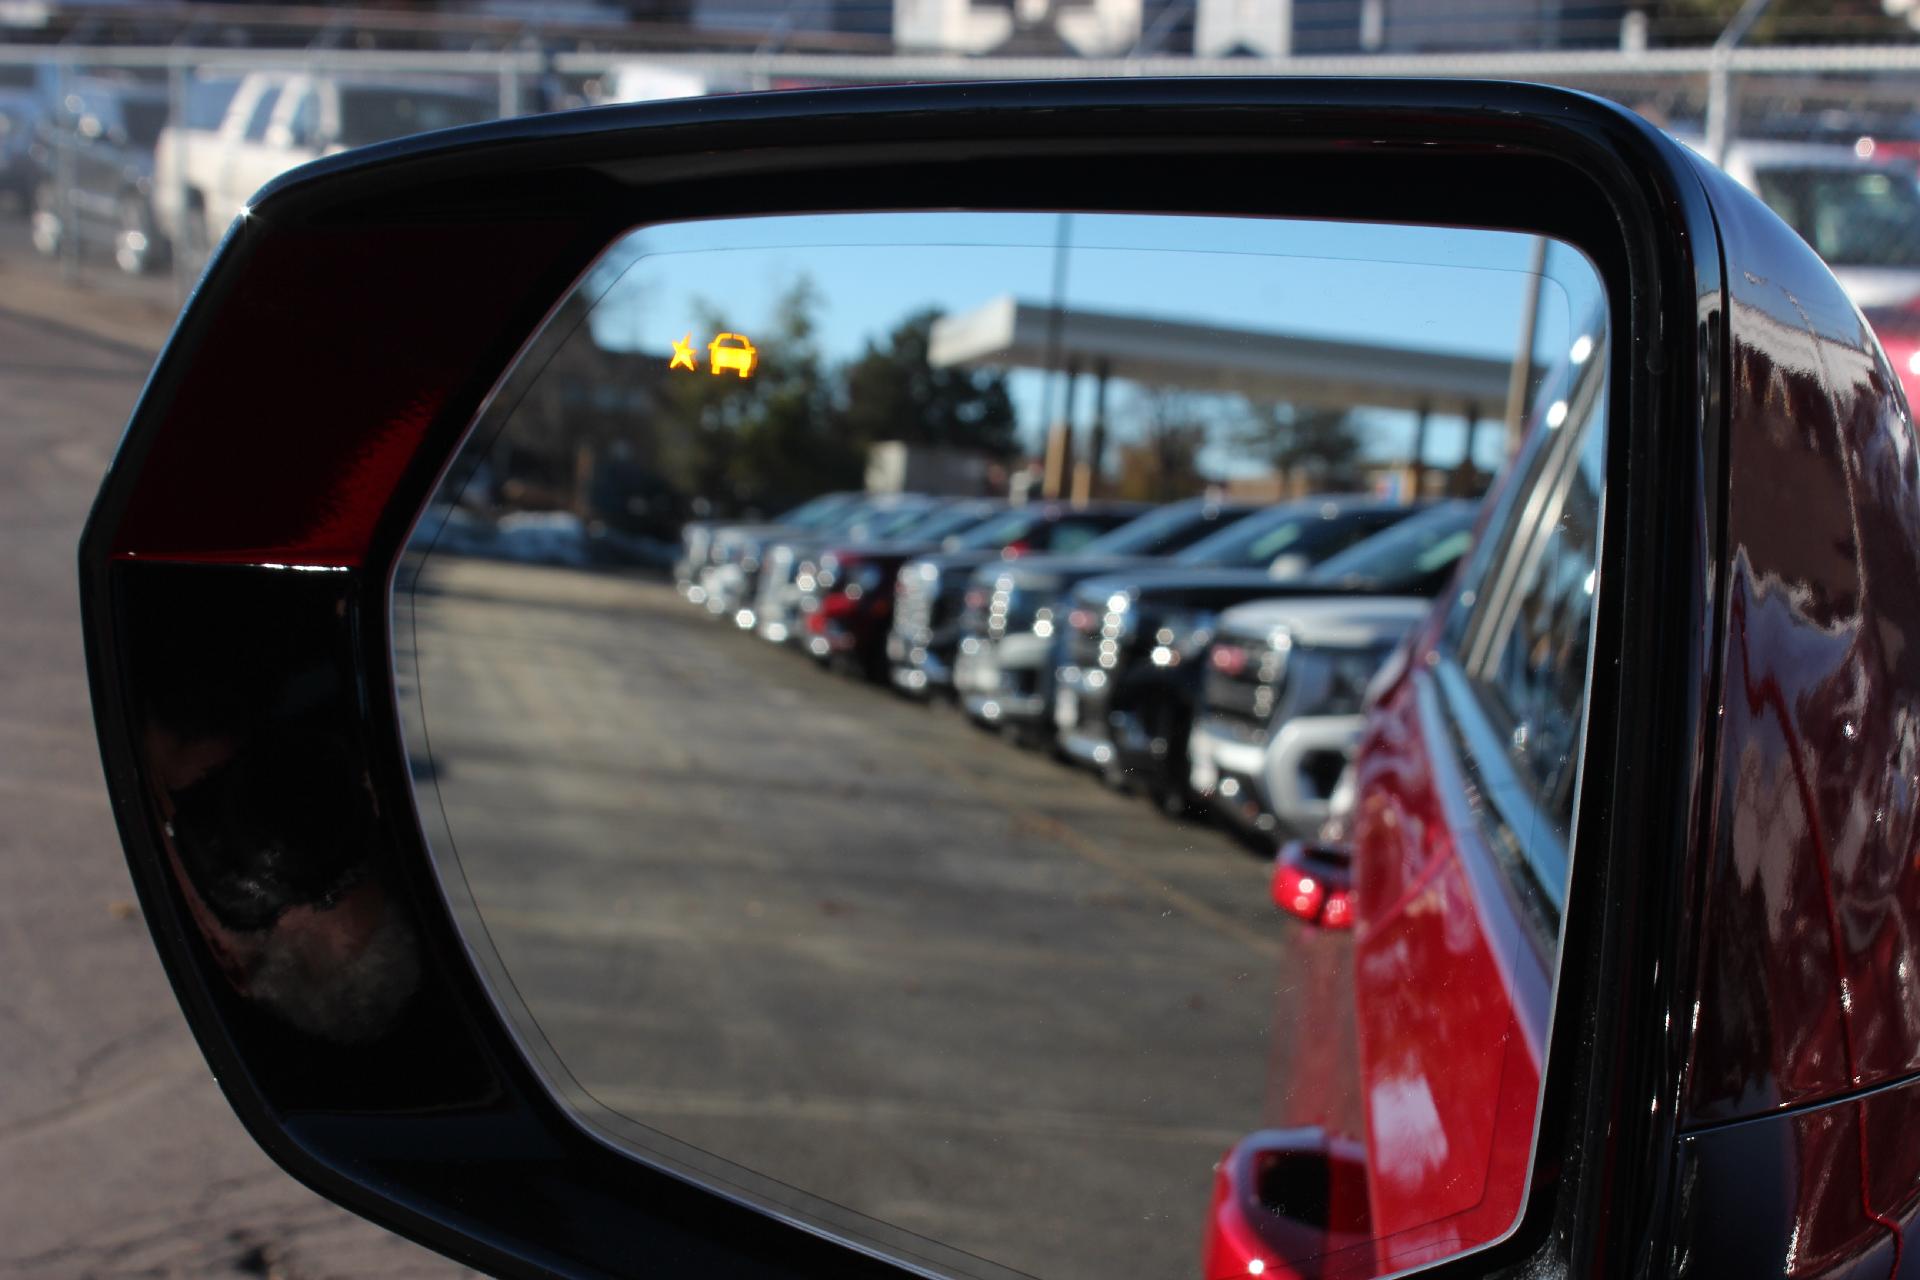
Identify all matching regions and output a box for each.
[113,193,162,276]
[28,182,62,259]
[1142,695,1196,819]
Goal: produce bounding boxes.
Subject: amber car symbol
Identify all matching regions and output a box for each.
[708,333,759,379]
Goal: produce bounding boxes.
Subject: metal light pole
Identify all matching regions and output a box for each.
[1705,0,1774,166]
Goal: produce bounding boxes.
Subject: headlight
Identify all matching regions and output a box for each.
[1274,645,1394,721]
[1147,610,1218,666]
[1095,590,1136,667]
[988,575,1022,636]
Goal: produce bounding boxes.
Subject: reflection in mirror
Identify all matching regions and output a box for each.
[394,213,1608,1280]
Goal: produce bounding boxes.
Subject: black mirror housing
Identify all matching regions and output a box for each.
[82,79,1735,1279]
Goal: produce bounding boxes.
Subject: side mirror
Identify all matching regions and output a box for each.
[81,79,1836,1280]
[1203,1128,1372,1279]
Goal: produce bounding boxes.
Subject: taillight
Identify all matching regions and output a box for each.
[1271,841,1355,931]
[1211,644,1249,677]
[1068,607,1097,633]
[1001,539,1030,558]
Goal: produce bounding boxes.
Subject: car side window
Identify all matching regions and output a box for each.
[1472,410,1602,834]
[1433,339,1605,921]
[242,85,282,143]
[285,90,319,148]
[1045,517,1116,554]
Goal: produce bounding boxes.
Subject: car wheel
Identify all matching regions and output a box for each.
[1144,698,1196,818]
[29,182,62,258]
[113,194,161,275]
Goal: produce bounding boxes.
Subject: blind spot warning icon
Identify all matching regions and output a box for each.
[709,333,758,379]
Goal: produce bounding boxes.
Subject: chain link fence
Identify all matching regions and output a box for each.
[2,6,1919,308]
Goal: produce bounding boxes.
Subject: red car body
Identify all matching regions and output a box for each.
[1206,156,1920,1280]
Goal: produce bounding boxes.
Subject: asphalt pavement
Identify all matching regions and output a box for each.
[0,239,473,1278]
[403,559,1348,1280]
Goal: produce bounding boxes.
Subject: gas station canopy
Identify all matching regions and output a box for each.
[927,295,1514,416]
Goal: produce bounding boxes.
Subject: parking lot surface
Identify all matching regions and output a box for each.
[405,557,1358,1280]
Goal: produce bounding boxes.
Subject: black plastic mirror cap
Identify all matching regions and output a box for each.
[80,80,1729,1280]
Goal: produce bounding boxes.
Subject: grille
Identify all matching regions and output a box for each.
[682,526,712,567]
[1065,605,1107,669]
[894,567,935,635]
[755,545,800,610]
[1201,638,1286,732]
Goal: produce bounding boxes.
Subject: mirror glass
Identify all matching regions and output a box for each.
[395,212,1607,1280]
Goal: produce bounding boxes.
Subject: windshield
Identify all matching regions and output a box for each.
[1175,502,1391,569]
[1306,501,1478,590]
[185,78,241,129]
[337,87,492,148]
[1082,501,1252,557]
[954,509,1039,551]
[894,503,997,543]
[858,503,942,540]
[776,492,856,528]
[1753,164,1920,267]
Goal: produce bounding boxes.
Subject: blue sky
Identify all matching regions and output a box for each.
[583,213,1605,475]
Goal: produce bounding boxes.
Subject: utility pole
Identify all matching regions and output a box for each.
[1705,0,1773,166]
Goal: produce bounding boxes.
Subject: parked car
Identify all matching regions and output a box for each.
[784,500,1005,672]
[950,496,1264,739]
[749,496,989,648]
[674,490,861,600]
[1187,500,1479,843]
[1053,498,1430,812]
[1708,138,1920,309]
[28,78,170,274]
[1204,310,1607,1280]
[703,493,938,628]
[0,60,56,210]
[154,72,493,254]
[886,501,1151,696]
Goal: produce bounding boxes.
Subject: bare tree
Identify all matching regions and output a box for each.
[1234,401,1362,494]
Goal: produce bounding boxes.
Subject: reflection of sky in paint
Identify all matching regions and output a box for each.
[584,213,1603,475]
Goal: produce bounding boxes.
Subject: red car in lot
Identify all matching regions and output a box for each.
[1203,298,1603,1279]
[1202,136,1920,1280]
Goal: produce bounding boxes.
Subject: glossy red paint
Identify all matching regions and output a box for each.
[1341,652,1548,1274]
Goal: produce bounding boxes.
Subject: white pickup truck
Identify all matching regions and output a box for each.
[154,72,495,254]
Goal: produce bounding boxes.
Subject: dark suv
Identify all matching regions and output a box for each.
[1189,500,1481,842]
[887,501,1150,697]
[1052,497,1425,812]
[951,497,1265,739]
[29,78,170,275]
[787,500,1004,676]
